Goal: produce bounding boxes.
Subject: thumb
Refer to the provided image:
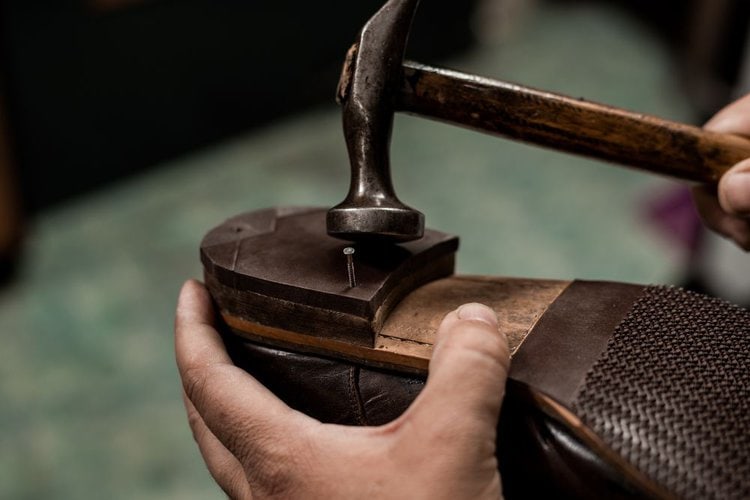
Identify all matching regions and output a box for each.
[406,303,510,442]
[718,158,750,216]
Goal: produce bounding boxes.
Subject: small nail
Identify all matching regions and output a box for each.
[456,303,498,328]
[343,247,357,288]
[723,172,750,215]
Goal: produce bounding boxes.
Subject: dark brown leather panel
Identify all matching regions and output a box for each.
[226,337,425,426]
[510,280,645,406]
[357,366,424,425]
[226,339,367,425]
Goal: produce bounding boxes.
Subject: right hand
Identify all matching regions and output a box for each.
[693,93,750,250]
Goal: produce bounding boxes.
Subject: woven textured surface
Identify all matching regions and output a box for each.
[572,286,750,499]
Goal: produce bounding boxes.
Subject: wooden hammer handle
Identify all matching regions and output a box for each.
[398,62,750,183]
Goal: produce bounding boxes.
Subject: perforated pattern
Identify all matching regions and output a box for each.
[572,286,750,499]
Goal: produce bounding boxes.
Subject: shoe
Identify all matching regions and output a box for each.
[205,207,750,499]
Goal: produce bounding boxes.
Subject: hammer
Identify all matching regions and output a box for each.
[327,0,750,243]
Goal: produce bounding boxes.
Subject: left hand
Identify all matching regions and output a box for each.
[174,279,510,499]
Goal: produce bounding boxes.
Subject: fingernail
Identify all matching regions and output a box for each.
[457,303,498,328]
[723,172,750,215]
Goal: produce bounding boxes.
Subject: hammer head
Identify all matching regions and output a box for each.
[327,0,424,243]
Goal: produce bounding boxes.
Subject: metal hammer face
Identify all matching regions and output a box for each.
[326,0,425,244]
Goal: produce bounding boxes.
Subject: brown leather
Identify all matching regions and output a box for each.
[570,285,750,499]
[510,280,645,405]
[227,340,421,426]
[222,279,656,497]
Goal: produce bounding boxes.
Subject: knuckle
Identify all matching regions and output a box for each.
[182,365,211,406]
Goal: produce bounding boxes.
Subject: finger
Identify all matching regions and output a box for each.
[183,392,253,500]
[702,95,750,218]
[174,280,315,488]
[699,95,750,249]
[704,93,750,136]
[692,186,750,250]
[718,158,750,216]
[175,279,217,328]
[693,184,729,234]
[405,303,510,447]
[175,280,233,371]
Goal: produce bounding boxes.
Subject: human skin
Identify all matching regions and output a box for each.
[175,280,509,499]
[693,93,750,250]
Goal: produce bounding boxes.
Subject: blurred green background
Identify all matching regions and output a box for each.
[1,0,747,498]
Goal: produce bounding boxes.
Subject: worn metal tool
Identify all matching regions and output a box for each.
[328,0,750,243]
[327,0,425,243]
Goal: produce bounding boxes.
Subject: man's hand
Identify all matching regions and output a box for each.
[175,280,509,499]
[693,94,750,250]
